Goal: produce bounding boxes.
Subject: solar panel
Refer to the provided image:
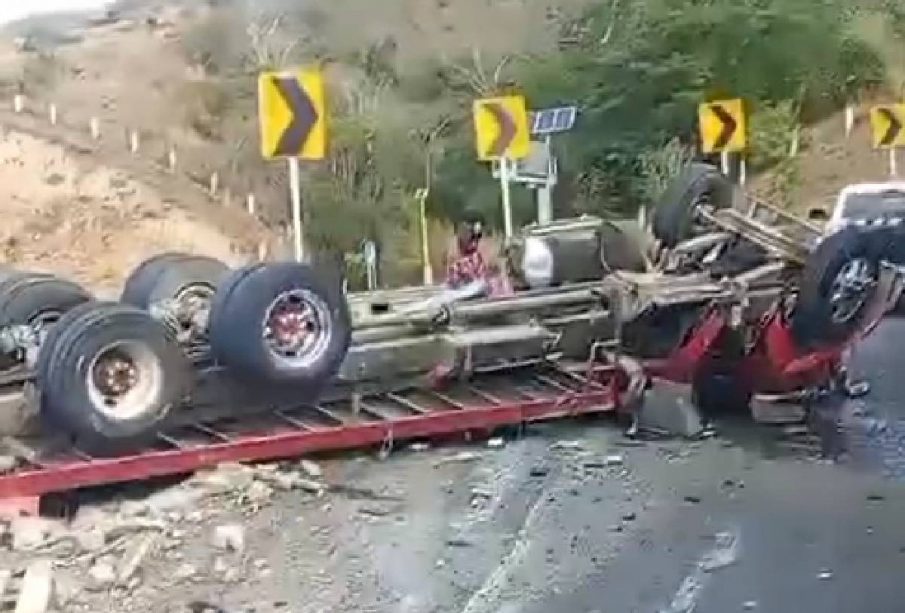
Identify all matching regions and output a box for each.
[531,106,577,135]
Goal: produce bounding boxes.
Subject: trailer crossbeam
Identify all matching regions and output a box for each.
[0,364,625,504]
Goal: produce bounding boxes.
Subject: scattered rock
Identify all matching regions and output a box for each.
[529,466,549,478]
[186,510,205,523]
[245,481,273,504]
[143,486,204,516]
[433,451,481,466]
[15,560,54,613]
[118,532,159,583]
[683,495,702,504]
[259,471,304,492]
[358,505,391,518]
[212,524,245,554]
[299,460,323,479]
[0,455,16,474]
[11,517,57,551]
[701,532,739,572]
[0,569,11,598]
[445,538,472,548]
[817,569,833,581]
[193,463,256,494]
[174,563,198,582]
[550,440,583,451]
[621,512,637,522]
[743,601,758,610]
[486,438,505,449]
[584,458,621,469]
[88,561,117,590]
[74,527,106,553]
[212,557,228,575]
[867,493,885,502]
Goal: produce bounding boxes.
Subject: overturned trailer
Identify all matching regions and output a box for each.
[0,164,899,503]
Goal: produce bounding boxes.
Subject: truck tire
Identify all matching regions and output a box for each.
[0,273,91,328]
[208,262,351,386]
[121,253,229,308]
[652,163,734,248]
[36,301,190,453]
[791,226,889,349]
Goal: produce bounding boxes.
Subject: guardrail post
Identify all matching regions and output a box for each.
[209,172,219,196]
[128,130,140,155]
[246,193,256,216]
[48,104,57,126]
[89,117,100,140]
[13,94,24,113]
[167,146,177,173]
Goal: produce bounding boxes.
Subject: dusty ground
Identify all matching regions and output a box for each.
[3,318,905,613]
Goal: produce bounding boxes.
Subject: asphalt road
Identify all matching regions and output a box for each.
[177,318,905,613]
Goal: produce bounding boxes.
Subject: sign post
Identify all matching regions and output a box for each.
[473,95,531,239]
[258,67,327,262]
[698,98,747,183]
[414,188,433,285]
[869,104,905,178]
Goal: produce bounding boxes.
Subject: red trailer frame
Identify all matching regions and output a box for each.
[0,361,634,516]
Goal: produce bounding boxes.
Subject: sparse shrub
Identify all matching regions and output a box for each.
[179,10,245,76]
[20,52,66,93]
[176,80,232,141]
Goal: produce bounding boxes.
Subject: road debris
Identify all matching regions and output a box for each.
[817,569,833,580]
[211,525,245,554]
[117,532,158,583]
[433,451,482,466]
[550,440,584,451]
[88,560,117,590]
[10,518,58,552]
[0,455,16,474]
[14,560,53,613]
[299,459,323,479]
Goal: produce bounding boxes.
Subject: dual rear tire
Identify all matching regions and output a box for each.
[28,255,350,453]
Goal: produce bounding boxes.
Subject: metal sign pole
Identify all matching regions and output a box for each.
[536,135,554,225]
[288,157,305,262]
[499,156,514,238]
[720,151,731,176]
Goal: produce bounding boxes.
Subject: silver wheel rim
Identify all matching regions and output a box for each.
[829,257,876,324]
[262,289,332,369]
[87,341,163,421]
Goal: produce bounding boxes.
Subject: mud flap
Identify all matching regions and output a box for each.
[636,378,704,438]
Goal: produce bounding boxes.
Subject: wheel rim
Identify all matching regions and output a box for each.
[262,289,332,369]
[173,283,216,334]
[829,257,876,324]
[87,341,163,421]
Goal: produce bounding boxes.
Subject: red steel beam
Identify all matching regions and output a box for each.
[0,387,616,499]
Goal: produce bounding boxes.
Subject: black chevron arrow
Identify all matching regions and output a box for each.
[710,103,737,151]
[485,102,517,156]
[272,76,318,156]
[879,107,902,147]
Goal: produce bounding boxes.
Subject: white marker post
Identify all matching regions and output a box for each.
[288,157,304,262]
[499,156,514,239]
[890,149,898,178]
[720,151,731,176]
